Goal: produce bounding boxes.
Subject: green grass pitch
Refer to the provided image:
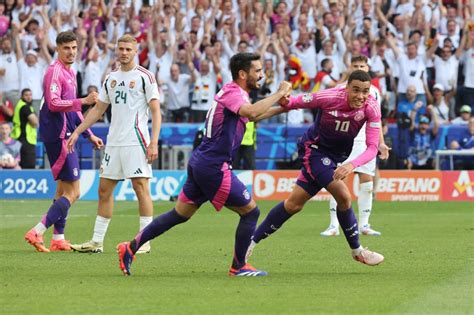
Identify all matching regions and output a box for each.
[1,200,472,314]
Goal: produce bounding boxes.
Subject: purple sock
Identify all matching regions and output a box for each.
[336,207,360,249]
[232,207,260,269]
[130,208,188,253]
[54,217,67,235]
[253,201,292,243]
[41,197,70,229]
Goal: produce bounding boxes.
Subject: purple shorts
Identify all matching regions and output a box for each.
[178,162,251,211]
[296,144,345,196]
[44,140,80,181]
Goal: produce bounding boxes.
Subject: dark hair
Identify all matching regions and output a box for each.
[229,53,260,80]
[21,88,31,96]
[348,70,372,84]
[321,58,331,69]
[351,55,368,65]
[56,31,77,45]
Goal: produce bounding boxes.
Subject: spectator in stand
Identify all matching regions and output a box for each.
[0,121,21,169]
[452,105,472,125]
[450,117,474,170]
[429,84,450,125]
[0,92,14,123]
[406,105,439,170]
[0,36,21,107]
[190,58,218,123]
[166,63,195,122]
[11,88,37,169]
[397,85,426,123]
[459,22,474,110]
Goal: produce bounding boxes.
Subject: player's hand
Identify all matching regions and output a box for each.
[66,132,79,153]
[278,81,292,95]
[277,93,291,107]
[379,143,391,160]
[88,135,104,150]
[146,142,158,164]
[82,91,98,105]
[333,163,354,181]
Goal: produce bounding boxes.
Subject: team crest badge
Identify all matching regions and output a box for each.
[355,111,365,121]
[302,93,313,103]
[50,83,58,93]
[111,80,117,88]
[243,190,250,200]
[129,80,135,89]
[73,168,79,177]
[322,157,331,166]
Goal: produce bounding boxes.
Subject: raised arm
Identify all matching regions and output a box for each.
[239,81,291,121]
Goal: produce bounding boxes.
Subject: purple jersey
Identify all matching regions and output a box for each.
[190,82,249,167]
[288,86,381,168]
[39,60,92,143]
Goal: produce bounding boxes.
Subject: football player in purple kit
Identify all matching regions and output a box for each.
[247,70,385,266]
[116,53,292,276]
[24,31,103,252]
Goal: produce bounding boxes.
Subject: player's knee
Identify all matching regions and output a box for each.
[284,199,304,214]
[132,180,149,196]
[335,193,352,210]
[64,191,80,204]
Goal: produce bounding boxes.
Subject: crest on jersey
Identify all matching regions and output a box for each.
[322,157,331,166]
[50,83,58,93]
[111,80,117,88]
[302,93,313,103]
[129,80,135,89]
[355,111,365,121]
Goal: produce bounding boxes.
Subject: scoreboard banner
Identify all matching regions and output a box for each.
[1,170,472,201]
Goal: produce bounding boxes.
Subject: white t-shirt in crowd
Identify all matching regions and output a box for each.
[291,42,317,78]
[0,52,20,92]
[98,65,160,146]
[462,48,474,88]
[433,55,459,91]
[432,100,450,124]
[166,74,191,111]
[148,50,172,83]
[82,60,103,93]
[18,58,47,100]
[191,69,216,112]
[396,53,427,94]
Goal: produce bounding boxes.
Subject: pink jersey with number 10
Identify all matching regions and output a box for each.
[287,86,381,168]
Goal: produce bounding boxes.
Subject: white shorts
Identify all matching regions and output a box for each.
[344,141,376,176]
[100,146,152,180]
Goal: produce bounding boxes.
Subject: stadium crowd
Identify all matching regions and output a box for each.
[0,0,473,170]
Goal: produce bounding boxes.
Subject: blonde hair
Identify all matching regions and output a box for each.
[117,34,138,45]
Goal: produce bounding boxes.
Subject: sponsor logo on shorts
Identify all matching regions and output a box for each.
[302,93,313,103]
[111,80,117,88]
[355,111,365,121]
[243,189,250,200]
[134,168,143,175]
[73,168,79,177]
[50,83,58,93]
[129,80,135,89]
[322,157,331,166]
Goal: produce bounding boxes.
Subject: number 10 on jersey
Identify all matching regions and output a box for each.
[335,120,349,132]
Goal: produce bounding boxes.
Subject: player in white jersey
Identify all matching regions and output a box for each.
[67,35,161,253]
[321,55,390,237]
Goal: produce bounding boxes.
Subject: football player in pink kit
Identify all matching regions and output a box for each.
[116,53,291,276]
[24,31,102,252]
[248,70,385,266]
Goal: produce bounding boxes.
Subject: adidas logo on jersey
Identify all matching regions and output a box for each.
[119,81,125,86]
[329,110,338,117]
[134,168,143,175]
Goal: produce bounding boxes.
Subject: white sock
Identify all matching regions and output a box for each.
[52,234,64,240]
[92,216,111,243]
[351,245,364,256]
[139,216,153,231]
[328,196,339,228]
[33,222,47,235]
[358,181,374,227]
